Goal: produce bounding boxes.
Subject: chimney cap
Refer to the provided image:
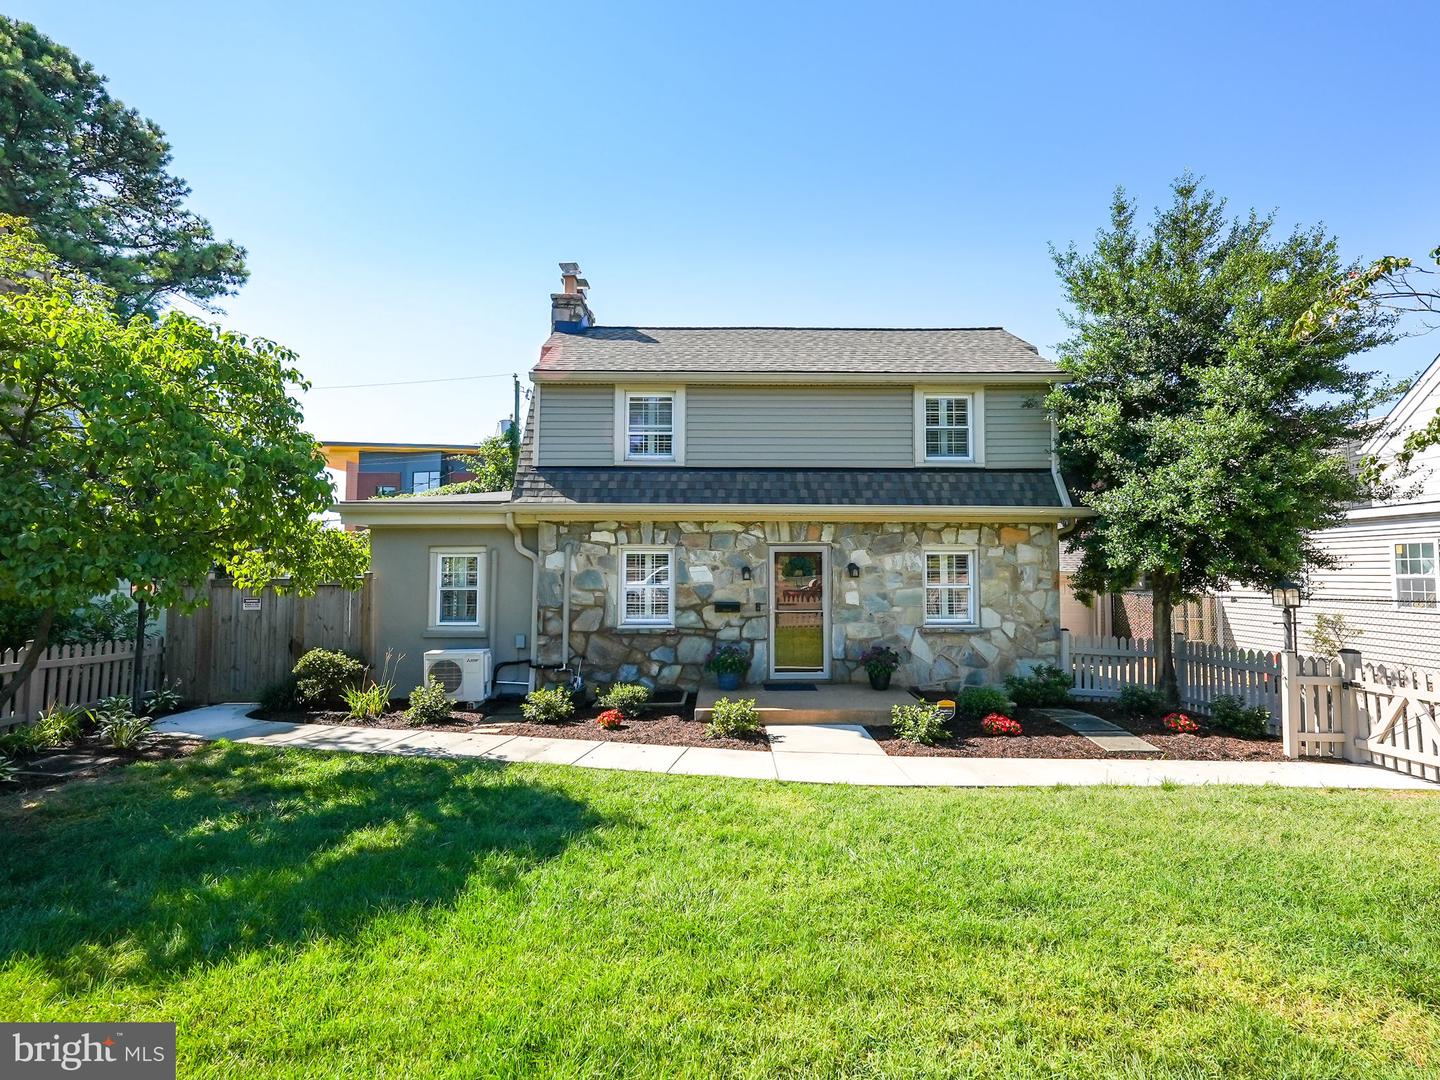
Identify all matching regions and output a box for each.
[558,261,580,275]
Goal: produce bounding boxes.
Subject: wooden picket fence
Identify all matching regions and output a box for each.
[0,638,166,730]
[1064,631,1280,720]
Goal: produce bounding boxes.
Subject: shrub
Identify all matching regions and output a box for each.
[706,697,760,738]
[953,686,1012,723]
[258,677,298,713]
[1161,711,1200,734]
[596,708,625,731]
[1116,684,1165,720]
[598,682,651,722]
[100,711,153,749]
[523,686,575,724]
[144,682,183,715]
[1208,695,1269,738]
[35,703,85,747]
[706,645,749,676]
[95,694,132,716]
[0,755,17,785]
[1309,613,1362,661]
[981,712,1023,736]
[0,723,50,757]
[292,648,365,707]
[342,683,388,720]
[859,645,902,679]
[891,701,947,744]
[1005,664,1072,708]
[405,679,452,726]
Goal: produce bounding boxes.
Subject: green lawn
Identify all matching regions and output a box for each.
[3,746,1439,1078]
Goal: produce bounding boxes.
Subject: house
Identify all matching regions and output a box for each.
[339,265,1087,695]
[1206,353,1440,670]
[320,441,480,500]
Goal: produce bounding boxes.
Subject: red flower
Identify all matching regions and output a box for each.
[1162,711,1199,733]
[980,713,1022,736]
[596,709,625,730]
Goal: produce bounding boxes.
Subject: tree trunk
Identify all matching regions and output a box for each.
[0,606,57,713]
[1152,584,1179,706]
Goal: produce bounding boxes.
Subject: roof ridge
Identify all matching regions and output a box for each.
[586,325,1009,332]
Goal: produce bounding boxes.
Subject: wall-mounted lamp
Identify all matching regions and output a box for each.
[846,562,861,578]
[740,565,752,581]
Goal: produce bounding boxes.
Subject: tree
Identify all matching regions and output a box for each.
[0,216,365,710]
[0,18,247,317]
[1047,175,1394,703]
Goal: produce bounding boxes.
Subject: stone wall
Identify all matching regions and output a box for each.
[534,520,1060,692]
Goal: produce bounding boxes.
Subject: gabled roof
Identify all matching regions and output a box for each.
[534,326,1059,377]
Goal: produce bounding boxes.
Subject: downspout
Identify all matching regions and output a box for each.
[506,512,539,692]
[562,540,577,672]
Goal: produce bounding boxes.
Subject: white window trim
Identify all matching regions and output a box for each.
[614,387,686,465]
[618,545,676,628]
[913,387,985,466]
[429,547,487,632]
[923,547,978,627]
[1391,537,1439,610]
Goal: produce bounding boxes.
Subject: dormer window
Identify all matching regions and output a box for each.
[614,387,686,464]
[913,388,983,465]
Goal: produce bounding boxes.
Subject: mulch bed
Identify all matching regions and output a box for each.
[3,732,206,795]
[252,700,770,752]
[871,701,1287,761]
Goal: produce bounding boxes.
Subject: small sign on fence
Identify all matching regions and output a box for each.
[241,597,261,611]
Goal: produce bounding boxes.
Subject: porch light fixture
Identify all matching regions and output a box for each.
[846,562,861,578]
[1270,579,1302,653]
[740,565,752,581]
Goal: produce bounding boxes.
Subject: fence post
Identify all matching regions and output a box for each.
[1280,650,1301,758]
[1059,628,1071,675]
[1337,648,1363,763]
[1173,633,1188,708]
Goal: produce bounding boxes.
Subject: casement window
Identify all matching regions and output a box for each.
[614,387,685,463]
[621,547,674,627]
[411,470,441,493]
[924,549,976,625]
[913,388,983,464]
[433,550,485,627]
[1394,541,1438,608]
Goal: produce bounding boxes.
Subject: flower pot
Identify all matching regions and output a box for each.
[716,672,741,691]
[868,670,892,691]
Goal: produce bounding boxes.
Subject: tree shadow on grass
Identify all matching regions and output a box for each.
[0,743,602,992]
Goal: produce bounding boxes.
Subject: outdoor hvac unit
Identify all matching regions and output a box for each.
[423,648,493,706]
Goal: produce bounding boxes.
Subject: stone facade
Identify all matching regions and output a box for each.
[534,520,1060,692]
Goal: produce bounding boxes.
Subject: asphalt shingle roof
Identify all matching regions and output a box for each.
[535,326,1058,376]
[511,466,1064,508]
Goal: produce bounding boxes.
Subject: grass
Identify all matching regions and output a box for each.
[2,745,1439,1078]
[774,624,823,669]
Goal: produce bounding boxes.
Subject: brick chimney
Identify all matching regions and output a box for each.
[550,262,594,334]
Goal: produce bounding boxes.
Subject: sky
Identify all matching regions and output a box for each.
[11,1,1439,444]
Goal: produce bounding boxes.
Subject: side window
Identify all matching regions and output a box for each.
[620,547,674,626]
[433,551,485,627]
[924,549,976,625]
[1394,541,1438,607]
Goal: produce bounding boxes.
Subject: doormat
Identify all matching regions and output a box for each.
[762,682,818,691]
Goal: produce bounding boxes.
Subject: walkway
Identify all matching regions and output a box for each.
[152,705,1438,790]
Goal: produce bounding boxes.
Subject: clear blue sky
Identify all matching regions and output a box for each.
[12,1,1439,443]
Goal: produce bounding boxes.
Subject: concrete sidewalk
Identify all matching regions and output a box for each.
[151,704,1438,790]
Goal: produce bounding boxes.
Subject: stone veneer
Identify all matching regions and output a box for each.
[534,520,1060,691]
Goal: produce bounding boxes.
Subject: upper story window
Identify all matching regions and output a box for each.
[412,470,441,493]
[924,549,976,625]
[614,387,685,464]
[433,549,486,629]
[1394,541,1437,608]
[621,547,674,627]
[914,388,983,465]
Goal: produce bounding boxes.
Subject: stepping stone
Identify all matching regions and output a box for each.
[764,723,887,756]
[1038,708,1164,755]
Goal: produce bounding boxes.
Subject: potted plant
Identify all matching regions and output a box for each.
[860,644,902,691]
[706,644,748,691]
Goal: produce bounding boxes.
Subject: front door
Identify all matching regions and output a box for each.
[770,545,829,680]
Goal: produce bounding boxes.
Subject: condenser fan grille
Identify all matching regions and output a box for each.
[428,659,463,693]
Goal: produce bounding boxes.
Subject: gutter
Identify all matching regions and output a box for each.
[530,370,1065,387]
[505,512,539,693]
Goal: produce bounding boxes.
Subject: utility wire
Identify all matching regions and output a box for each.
[307,372,516,391]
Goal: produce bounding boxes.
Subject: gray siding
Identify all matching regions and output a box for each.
[984,387,1052,467]
[369,525,536,694]
[537,385,613,466]
[686,386,913,466]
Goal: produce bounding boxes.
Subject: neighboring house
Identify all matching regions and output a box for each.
[321,441,480,500]
[1207,354,1440,670]
[340,265,1087,694]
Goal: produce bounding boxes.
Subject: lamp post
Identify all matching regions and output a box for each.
[1270,579,1302,654]
[130,582,155,715]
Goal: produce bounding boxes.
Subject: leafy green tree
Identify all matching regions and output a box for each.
[1048,175,1394,702]
[0,217,365,709]
[0,17,247,317]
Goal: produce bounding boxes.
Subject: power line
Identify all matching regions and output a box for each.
[307,372,517,391]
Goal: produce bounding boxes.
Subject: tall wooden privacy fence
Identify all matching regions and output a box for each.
[1,638,165,730]
[165,575,372,704]
[1064,631,1280,720]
